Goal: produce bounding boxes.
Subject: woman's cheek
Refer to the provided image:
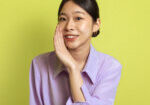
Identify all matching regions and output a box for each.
[78,23,86,32]
[78,23,92,36]
[59,23,65,34]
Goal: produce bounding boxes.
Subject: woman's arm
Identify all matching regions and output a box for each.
[29,59,43,105]
[66,63,122,105]
[68,68,86,102]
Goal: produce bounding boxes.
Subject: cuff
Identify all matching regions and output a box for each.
[66,97,86,105]
[66,83,91,105]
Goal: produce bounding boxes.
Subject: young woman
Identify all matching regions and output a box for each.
[29,0,122,105]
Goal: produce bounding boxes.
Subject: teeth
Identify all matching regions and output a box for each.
[65,36,77,38]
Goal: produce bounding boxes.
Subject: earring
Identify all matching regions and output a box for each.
[93,31,97,37]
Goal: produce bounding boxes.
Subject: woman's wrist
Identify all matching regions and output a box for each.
[66,60,80,74]
[67,66,79,75]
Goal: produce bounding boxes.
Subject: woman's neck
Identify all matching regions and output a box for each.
[68,43,91,71]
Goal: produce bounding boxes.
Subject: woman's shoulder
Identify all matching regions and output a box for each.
[94,51,122,84]
[30,51,57,76]
[31,51,56,67]
[96,51,122,70]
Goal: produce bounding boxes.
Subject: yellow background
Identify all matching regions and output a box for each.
[0,0,150,105]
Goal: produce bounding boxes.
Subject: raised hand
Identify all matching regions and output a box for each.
[53,24,77,74]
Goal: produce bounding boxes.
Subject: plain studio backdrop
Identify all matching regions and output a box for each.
[0,0,150,105]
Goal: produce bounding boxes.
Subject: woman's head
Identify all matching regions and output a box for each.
[57,0,100,49]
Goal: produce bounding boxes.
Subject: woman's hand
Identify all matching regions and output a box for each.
[53,24,78,74]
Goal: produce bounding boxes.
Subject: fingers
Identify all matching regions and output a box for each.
[54,25,59,51]
[54,24,65,52]
[58,26,65,48]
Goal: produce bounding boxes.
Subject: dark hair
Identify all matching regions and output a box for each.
[58,0,100,37]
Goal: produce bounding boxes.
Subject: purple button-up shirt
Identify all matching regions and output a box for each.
[29,43,122,105]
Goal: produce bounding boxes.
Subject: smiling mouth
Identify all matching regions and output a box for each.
[64,35,79,41]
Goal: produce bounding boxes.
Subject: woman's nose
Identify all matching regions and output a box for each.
[65,19,74,31]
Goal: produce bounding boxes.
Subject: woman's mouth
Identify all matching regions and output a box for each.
[64,35,79,41]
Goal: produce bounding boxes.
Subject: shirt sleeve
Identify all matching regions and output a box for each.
[66,63,122,105]
[29,59,43,105]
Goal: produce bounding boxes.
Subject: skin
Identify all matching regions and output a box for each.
[53,1,100,102]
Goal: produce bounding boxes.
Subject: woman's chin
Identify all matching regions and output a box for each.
[65,42,79,50]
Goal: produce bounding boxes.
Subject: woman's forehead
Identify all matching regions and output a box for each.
[60,1,87,15]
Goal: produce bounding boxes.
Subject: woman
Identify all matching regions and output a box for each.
[29,0,122,105]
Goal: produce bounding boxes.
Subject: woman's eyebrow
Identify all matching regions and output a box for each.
[59,12,66,16]
[59,11,85,16]
[73,11,85,15]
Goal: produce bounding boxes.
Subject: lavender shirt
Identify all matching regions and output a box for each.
[29,43,122,105]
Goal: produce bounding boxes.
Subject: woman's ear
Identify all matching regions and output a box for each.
[93,18,101,32]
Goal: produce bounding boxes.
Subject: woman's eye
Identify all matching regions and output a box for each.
[76,17,82,20]
[59,17,66,21]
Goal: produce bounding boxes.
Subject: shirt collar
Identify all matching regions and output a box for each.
[53,43,101,85]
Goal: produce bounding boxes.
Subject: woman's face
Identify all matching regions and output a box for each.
[58,1,97,50]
